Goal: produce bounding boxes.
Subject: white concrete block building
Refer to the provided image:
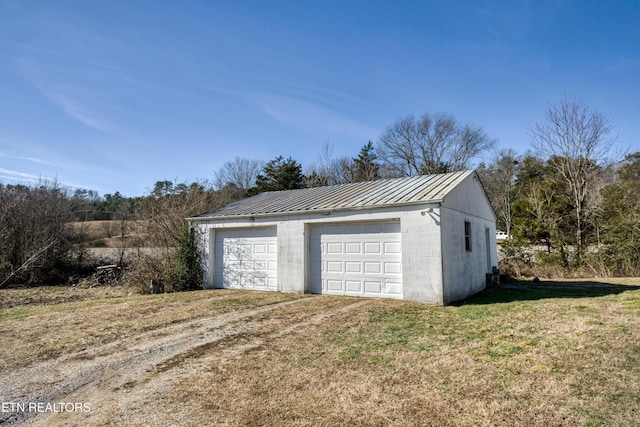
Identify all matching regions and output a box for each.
[189,170,497,304]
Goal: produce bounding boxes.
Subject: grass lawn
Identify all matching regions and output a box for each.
[1,278,639,426]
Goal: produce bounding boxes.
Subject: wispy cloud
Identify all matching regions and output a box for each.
[0,134,107,174]
[0,168,90,190]
[0,152,55,166]
[0,168,54,187]
[21,60,117,133]
[257,94,378,141]
[47,88,114,133]
[0,167,40,181]
[15,18,130,134]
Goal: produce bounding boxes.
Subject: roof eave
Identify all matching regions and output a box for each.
[187,198,444,222]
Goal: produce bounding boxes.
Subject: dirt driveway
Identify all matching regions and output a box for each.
[0,289,367,426]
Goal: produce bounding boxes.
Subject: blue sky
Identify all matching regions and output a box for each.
[1,0,638,196]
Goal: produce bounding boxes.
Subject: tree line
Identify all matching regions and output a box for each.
[479,149,640,277]
[478,98,637,277]
[1,96,636,288]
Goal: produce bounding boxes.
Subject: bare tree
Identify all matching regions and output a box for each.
[0,179,74,286]
[305,143,357,186]
[129,181,219,292]
[477,149,523,236]
[377,113,495,176]
[332,157,357,184]
[214,157,264,200]
[313,142,337,185]
[530,97,616,261]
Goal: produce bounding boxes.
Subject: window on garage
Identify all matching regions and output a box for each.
[465,221,472,251]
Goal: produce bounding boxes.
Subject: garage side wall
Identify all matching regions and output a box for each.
[440,173,498,304]
[440,208,496,303]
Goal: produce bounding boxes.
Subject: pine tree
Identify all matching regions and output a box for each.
[352,142,380,182]
[251,156,304,194]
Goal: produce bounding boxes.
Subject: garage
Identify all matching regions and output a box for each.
[214,227,277,290]
[309,221,403,298]
[192,171,498,304]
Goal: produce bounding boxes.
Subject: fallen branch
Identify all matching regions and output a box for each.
[91,265,122,287]
[96,264,119,270]
[0,240,58,288]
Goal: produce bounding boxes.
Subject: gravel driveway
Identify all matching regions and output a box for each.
[0,290,367,426]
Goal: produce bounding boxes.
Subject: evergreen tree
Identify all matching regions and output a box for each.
[352,141,380,182]
[251,156,304,194]
[598,152,640,275]
[511,156,572,255]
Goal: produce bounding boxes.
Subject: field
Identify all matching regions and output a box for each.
[1,279,639,426]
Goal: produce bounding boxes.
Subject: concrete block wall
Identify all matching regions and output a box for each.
[276,220,306,293]
[399,206,443,304]
[438,173,498,304]
[194,225,212,288]
[440,207,496,304]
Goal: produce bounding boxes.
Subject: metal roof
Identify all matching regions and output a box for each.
[193,170,474,219]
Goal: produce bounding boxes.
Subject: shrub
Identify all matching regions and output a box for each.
[162,227,203,293]
[90,239,108,248]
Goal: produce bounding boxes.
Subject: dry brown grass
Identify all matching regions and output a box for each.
[165,281,640,427]
[0,288,303,372]
[1,279,639,426]
[68,220,150,248]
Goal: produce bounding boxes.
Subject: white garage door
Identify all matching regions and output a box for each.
[310,221,403,298]
[214,228,277,290]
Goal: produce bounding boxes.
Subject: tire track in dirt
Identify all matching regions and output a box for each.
[107,298,370,427]
[2,296,368,426]
[0,298,305,425]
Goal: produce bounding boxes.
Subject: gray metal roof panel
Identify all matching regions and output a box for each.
[194,170,473,219]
